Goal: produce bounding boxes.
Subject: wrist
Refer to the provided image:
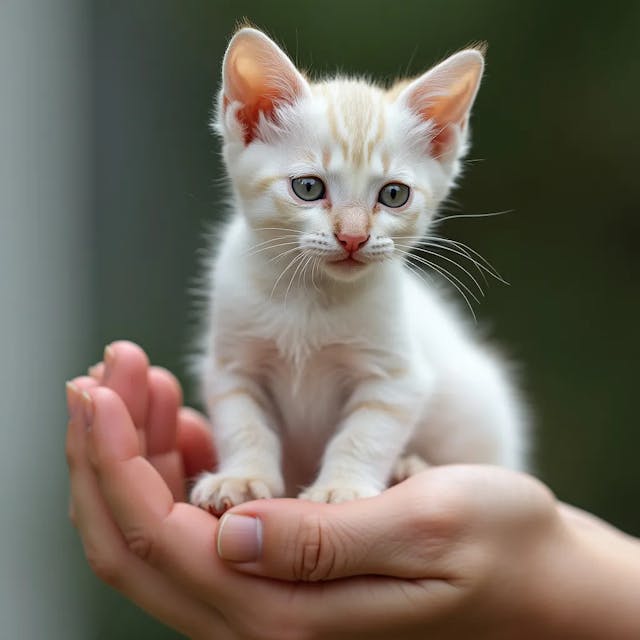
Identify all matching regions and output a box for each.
[525,504,640,639]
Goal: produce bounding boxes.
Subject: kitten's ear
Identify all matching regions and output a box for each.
[219,28,310,144]
[396,49,484,163]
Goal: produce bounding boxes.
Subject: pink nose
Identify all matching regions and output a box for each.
[335,233,369,254]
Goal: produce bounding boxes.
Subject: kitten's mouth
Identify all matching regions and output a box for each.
[329,256,364,267]
[323,254,371,281]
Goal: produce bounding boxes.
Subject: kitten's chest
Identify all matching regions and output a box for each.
[231,338,371,489]
[232,337,367,428]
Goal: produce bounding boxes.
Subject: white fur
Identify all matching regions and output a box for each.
[190,29,528,512]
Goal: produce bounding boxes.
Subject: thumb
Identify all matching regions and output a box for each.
[215,477,460,581]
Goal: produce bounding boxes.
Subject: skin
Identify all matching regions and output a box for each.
[66,341,640,640]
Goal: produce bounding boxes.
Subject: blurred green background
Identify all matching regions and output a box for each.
[3,0,638,637]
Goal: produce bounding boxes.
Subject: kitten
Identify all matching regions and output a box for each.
[190,27,528,514]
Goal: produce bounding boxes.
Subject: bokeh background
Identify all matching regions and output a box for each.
[3,0,638,637]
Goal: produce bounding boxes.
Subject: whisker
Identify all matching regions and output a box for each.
[247,240,300,258]
[267,245,302,264]
[398,240,494,285]
[302,254,316,289]
[298,253,313,289]
[311,256,321,292]
[400,241,493,290]
[423,238,508,286]
[252,226,303,234]
[392,233,507,285]
[401,256,476,321]
[405,254,477,322]
[396,244,485,297]
[245,234,299,253]
[434,209,513,224]
[394,247,480,306]
[269,251,305,300]
[403,260,433,288]
[429,237,508,284]
[284,252,310,306]
[416,240,490,286]
[425,235,498,271]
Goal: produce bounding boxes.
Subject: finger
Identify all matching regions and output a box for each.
[177,407,216,479]
[146,367,184,500]
[216,472,465,581]
[101,341,149,434]
[66,376,100,481]
[146,367,181,454]
[65,381,223,637]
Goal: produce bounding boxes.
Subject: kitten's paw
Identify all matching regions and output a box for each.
[190,472,283,516]
[298,484,380,504]
[392,454,430,484]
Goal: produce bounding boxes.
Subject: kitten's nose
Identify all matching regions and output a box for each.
[335,233,369,254]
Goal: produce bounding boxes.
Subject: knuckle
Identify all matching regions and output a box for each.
[406,482,467,541]
[293,514,336,582]
[123,526,155,561]
[84,546,123,588]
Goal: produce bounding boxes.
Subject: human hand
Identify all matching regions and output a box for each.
[66,343,640,639]
[69,343,476,638]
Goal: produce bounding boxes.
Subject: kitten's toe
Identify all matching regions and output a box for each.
[248,479,272,500]
[298,485,380,504]
[190,473,282,516]
[392,454,430,484]
[326,488,360,504]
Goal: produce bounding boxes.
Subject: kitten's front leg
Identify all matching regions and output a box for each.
[190,373,284,515]
[300,375,429,504]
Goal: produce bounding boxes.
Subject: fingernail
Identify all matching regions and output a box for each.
[81,390,94,432]
[65,381,83,425]
[103,344,115,380]
[217,514,262,563]
[87,362,102,379]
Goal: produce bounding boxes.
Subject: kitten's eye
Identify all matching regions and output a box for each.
[291,176,326,201]
[378,183,410,208]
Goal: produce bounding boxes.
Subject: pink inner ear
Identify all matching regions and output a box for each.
[401,52,483,160]
[415,77,476,158]
[222,30,308,145]
[228,94,278,145]
[427,121,456,160]
[225,67,299,145]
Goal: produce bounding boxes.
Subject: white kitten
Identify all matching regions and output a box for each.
[190,28,528,514]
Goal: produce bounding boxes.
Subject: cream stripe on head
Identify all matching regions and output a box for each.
[313,79,387,169]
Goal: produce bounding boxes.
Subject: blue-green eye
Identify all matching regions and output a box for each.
[291,176,326,201]
[378,183,410,208]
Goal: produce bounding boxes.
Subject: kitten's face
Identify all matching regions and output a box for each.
[217,29,483,283]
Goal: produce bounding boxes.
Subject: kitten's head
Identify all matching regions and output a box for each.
[215,28,483,283]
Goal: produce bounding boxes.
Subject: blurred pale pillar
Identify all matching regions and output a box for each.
[0,1,93,638]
